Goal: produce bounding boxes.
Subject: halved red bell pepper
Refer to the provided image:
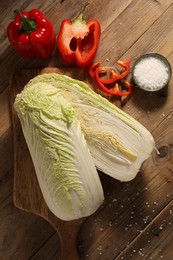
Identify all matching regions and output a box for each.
[7,9,56,59]
[57,13,101,67]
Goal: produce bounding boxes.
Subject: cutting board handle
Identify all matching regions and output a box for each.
[47,212,83,259]
[58,220,82,259]
[14,200,83,259]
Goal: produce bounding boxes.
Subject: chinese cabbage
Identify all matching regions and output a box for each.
[14,83,104,221]
[25,73,155,181]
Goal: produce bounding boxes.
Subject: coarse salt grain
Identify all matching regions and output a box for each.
[133,57,169,91]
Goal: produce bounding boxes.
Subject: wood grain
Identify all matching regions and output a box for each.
[116,201,173,260]
[96,0,173,64]
[0,195,56,260]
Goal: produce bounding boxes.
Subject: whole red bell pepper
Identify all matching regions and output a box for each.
[7,9,56,59]
[57,13,101,67]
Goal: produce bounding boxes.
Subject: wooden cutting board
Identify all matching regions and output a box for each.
[10,67,121,260]
[10,68,88,260]
[10,67,173,259]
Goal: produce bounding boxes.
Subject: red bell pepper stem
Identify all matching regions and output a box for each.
[14,10,36,34]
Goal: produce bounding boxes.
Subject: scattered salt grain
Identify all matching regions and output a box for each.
[161,112,166,118]
[138,248,144,256]
[106,57,111,62]
[97,245,103,251]
[108,221,112,227]
[143,215,150,224]
[154,201,159,206]
[159,225,163,230]
[136,192,140,197]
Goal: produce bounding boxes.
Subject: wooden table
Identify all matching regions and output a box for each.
[1,0,173,259]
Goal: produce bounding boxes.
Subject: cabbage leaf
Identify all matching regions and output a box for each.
[14,83,104,221]
[25,73,155,181]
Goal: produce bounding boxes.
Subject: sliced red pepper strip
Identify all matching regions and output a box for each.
[88,61,101,78]
[95,67,120,84]
[98,60,131,84]
[94,67,133,96]
[89,60,133,96]
[116,60,130,80]
[120,80,134,96]
[89,60,131,85]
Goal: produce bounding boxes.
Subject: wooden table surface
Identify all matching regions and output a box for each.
[1,0,173,259]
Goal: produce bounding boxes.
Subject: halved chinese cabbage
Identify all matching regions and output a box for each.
[25,73,155,181]
[14,83,104,221]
